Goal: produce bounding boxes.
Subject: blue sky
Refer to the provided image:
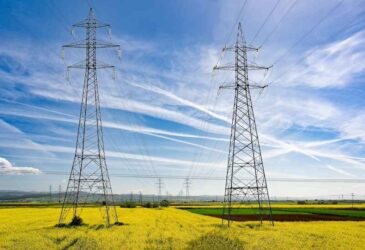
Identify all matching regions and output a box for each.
[1,0,365,198]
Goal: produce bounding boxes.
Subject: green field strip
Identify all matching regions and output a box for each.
[274,208,365,218]
[182,208,310,215]
[182,207,365,218]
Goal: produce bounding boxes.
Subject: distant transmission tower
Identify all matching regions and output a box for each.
[58,185,62,204]
[59,8,121,226]
[49,185,52,203]
[184,178,191,202]
[156,178,163,203]
[214,23,273,226]
[139,191,143,204]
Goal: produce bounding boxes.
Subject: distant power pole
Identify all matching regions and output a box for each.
[178,190,183,202]
[58,185,62,204]
[49,185,52,203]
[352,193,355,208]
[59,8,121,227]
[214,23,273,226]
[130,192,134,202]
[156,178,163,203]
[139,191,143,204]
[184,178,191,202]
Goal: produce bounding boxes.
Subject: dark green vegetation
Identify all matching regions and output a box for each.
[120,200,170,208]
[277,208,365,218]
[182,207,365,221]
[160,200,170,207]
[120,202,137,208]
[185,208,307,215]
[142,202,159,208]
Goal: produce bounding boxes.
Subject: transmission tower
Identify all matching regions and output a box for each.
[214,23,273,226]
[156,178,163,203]
[49,185,52,203]
[184,178,191,202]
[58,185,62,204]
[59,8,121,226]
[139,191,143,204]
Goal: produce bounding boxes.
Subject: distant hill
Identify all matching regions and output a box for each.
[0,190,49,201]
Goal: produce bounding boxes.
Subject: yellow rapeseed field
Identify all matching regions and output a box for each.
[1,207,365,249]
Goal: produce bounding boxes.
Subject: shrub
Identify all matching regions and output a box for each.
[142,202,152,208]
[142,202,159,208]
[114,221,124,226]
[70,216,83,226]
[160,200,170,207]
[120,202,136,208]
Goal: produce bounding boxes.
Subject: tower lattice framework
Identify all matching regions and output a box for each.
[59,8,120,226]
[215,23,273,226]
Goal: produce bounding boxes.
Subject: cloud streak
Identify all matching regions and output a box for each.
[275,30,365,88]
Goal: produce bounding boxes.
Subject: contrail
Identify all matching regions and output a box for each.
[124,79,230,123]
[0,99,228,153]
[121,79,365,173]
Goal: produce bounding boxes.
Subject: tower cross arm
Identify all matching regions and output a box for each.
[219,83,268,91]
[213,64,272,71]
[223,45,259,53]
[63,41,120,49]
[72,19,111,29]
[67,61,115,70]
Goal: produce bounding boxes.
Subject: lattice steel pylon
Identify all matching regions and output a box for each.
[59,8,121,226]
[214,23,273,226]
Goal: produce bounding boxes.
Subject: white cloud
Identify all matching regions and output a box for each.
[0,143,225,170]
[276,30,365,88]
[0,119,54,156]
[325,164,354,177]
[0,157,41,175]
[0,103,229,154]
[2,14,365,189]
[123,79,229,123]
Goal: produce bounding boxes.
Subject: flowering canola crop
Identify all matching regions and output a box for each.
[0,207,364,249]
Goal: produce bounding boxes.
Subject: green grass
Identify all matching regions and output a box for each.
[275,208,365,218]
[183,207,365,218]
[183,208,310,215]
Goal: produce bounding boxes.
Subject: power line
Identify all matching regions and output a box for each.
[215,23,273,226]
[250,0,281,44]
[213,0,248,73]
[271,9,365,85]
[58,7,160,185]
[259,0,299,48]
[37,171,365,183]
[183,177,191,202]
[156,178,163,203]
[186,0,249,179]
[58,8,120,227]
[271,0,344,66]
[224,0,248,49]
